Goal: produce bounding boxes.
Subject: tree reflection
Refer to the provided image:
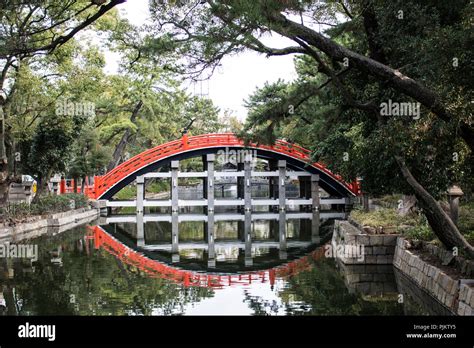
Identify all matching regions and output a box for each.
[244,258,404,316]
[8,226,213,315]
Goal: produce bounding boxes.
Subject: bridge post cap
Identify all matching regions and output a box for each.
[278,160,286,167]
[171,160,179,169]
[97,200,107,208]
[311,174,320,181]
[206,154,215,161]
[136,175,145,184]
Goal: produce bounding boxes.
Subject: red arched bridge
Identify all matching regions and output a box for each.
[63,133,360,210]
[87,225,327,289]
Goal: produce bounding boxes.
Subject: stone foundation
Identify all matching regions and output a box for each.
[393,237,474,316]
[458,281,474,315]
[393,267,453,315]
[333,220,398,264]
[336,259,398,295]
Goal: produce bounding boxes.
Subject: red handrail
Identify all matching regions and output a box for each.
[86,133,358,199]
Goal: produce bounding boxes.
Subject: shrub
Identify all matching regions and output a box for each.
[0,193,89,222]
[66,193,89,209]
[31,194,72,215]
[403,224,434,241]
[350,207,418,228]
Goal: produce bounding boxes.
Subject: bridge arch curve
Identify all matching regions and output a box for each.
[90,225,329,288]
[93,133,359,200]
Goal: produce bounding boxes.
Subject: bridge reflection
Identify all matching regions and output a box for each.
[91,212,333,289]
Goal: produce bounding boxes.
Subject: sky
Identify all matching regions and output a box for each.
[105,0,299,121]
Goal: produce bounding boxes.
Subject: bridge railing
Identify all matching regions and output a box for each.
[86,133,360,200]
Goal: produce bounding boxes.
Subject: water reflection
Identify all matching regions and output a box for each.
[102,210,325,274]
[0,212,446,315]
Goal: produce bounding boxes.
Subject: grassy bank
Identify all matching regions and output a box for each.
[350,197,474,245]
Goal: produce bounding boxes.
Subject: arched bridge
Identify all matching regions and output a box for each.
[87,133,360,202]
[88,225,328,289]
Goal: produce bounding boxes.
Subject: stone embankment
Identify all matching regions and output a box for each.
[333,219,474,315]
[0,207,99,243]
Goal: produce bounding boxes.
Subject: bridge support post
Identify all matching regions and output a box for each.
[136,211,145,247]
[279,211,287,260]
[244,210,252,267]
[136,175,145,215]
[207,212,216,268]
[136,175,145,247]
[299,176,311,211]
[278,160,286,211]
[268,160,278,212]
[171,212,179,263]
[171,161,179,213]
[244,155,252,212]
[237,161,244,212]
[203,154,215,213]
[344,197,354,218]
[311,174,320,212]
[98,200,108,216]
[311,175,321,243]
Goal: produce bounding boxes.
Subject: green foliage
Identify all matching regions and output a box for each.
[351,207,436,241]
[115,181,169,200]
[3,2,221,191]
[19,112,75,184]
[1,193,89,221]
[68,126,111,178]
[351,208,419,229]
[403,224,435,242]
[459,200,474,244]
[115,185,137,200]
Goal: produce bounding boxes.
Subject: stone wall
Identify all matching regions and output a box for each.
[393,237,474,316]
[333,220,398,264]
[336,259,398,295]
[393,267,453,315]
[0,208,99,243]
[458,281,474,315]
[7,182,33,204]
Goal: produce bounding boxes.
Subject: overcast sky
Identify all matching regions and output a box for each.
[104,0,298,121]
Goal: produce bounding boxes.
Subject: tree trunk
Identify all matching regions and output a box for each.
[395,155,474,258]
[0,162,10,207]
[33,174,44,203]
[259,12,474,152]
[0,104,9,207]
[81,176,86,193]
[106,100,143,172]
